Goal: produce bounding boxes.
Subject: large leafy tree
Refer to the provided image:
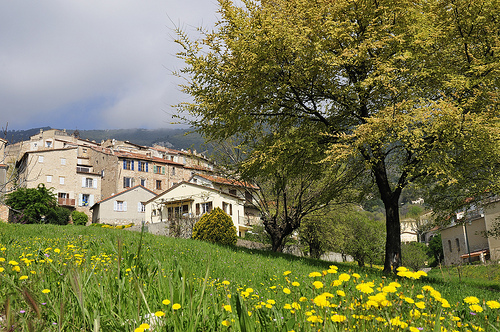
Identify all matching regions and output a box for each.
[5,184,58,224]
[176,0,500,272]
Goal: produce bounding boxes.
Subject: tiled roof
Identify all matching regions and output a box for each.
[194,173,258,189]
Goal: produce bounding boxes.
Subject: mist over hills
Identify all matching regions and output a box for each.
[3,127,210,153]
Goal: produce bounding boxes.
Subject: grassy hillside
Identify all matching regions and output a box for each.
[0,223,498,331]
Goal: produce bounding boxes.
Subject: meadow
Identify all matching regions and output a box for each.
[0,223,499,331]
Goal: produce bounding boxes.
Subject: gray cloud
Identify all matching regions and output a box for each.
[0,0,220,130]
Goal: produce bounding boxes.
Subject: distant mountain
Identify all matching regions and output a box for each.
[3,127,210,153]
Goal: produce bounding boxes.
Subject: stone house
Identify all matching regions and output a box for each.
[441,198,500,265]
[16,146,102,218]
[90,185,157,225]
[189,174,261,226]
[145,181,249,236]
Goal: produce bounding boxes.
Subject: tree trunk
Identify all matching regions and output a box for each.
[383,199,402,273]
[372,158,403,274]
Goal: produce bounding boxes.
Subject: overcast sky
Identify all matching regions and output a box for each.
[0,0,221,131]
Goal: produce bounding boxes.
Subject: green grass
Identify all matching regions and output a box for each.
[0,223,499,331]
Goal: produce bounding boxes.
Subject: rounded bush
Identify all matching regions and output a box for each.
[71,211,88,226]
[192,207,237,245]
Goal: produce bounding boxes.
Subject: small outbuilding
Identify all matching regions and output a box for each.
[90,185,157,225]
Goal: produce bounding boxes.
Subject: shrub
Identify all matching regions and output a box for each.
[46,206,71,225]
[192,207,237,245]
[402,242,428,270]
[71,211,88,226]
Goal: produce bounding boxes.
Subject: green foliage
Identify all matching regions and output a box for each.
[5,184,57,224]
[242,224,270,245]
[342,211,386,267]
[192,207,237,246]
[428,234,444,266]
[71,210,88,226]
[401,242,429,271]
[176,0,500,273]
[46,206,70,225]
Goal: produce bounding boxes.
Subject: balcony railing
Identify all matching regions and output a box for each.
[58,198,75,207]
[77,166,90,173]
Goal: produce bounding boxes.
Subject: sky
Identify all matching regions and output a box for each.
[0,0,222,131]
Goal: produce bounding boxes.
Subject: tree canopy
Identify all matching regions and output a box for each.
[176,0,500,272]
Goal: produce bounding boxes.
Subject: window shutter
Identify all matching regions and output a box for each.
[146,162,148,172]
[138,161,141,170]
[93,179,97,188]
[208,202,212,213]
[162,166,165,174]
[82,177,86,187]
[114,201,118,211]
[123,160,126,169]
[138,202,142,212]
[229,204,232,216]
[78,194,83,206]
[196,203,200,215]
[89,195,94,207]
[123,201,127,211]
[153,165,157,173]
[131,161,134,170]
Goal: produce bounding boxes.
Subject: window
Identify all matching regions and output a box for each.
[196,202,212,215]
[114,200,127,212]
[138,202,145,212]
[229,189,237,196]
[58,192,68,199]
[138,161,148,172]
[448,240,452,252]
[172,167,176,175]
[80,194,92,206]
[123,177,134,188]
[60,158,66,165]
[46,175,52,183]
[83,177,94,188]
[140,178,146,186]
[223,202,233,216]
[59,177,65,185]
[123,159,134,170]
[38,155,44,163]
[455,238,460,252]
[156,180,162,190]
[45,141,52,148]
[153,165,165,174]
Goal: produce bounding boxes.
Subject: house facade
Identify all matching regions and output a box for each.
[145,181,248,235]
[90,185,156,225]
[16,147,102,217]
[0,138,8,221]
[441,199,500,265]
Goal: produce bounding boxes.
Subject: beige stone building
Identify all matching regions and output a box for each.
[16,146,102,217]
[441,199,500,265]
[145,181,248,235]
[90,185,157,225]
[0,138,9,221]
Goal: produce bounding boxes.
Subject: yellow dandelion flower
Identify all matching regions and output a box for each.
[331,279,342,287]
[42,289,50,294]
[312,281,324,289]
[0,258,4,262]
[415,301,425,309]
[267,299,276,305]
[404,297,415,304]
[222,280,230,285]
[172,303,181,310]
[292,302,301,310]
[162,299,171,305]
[486,300,500,309]
[464,296,480,304]
[12,266,20,272]
[331,314,346,323]
[134,328,144,332]
[19,275,28,280]
[283,288,291,294]
[292,281,300,287]
[221,320,231,327]
[283,271,292,275]
[223,304,232,312]
[139,323,150,329]
[245,288,253,293]
[154,311,165,317]
[284,303,292,310]
[469,304,483,313]
[309,271,322,277]
[352,273,361,278]
[0,267,4,273]
[338,273,350,281]
[337,290,345,297]
[299,296,308,302]
[8,260,18,265]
